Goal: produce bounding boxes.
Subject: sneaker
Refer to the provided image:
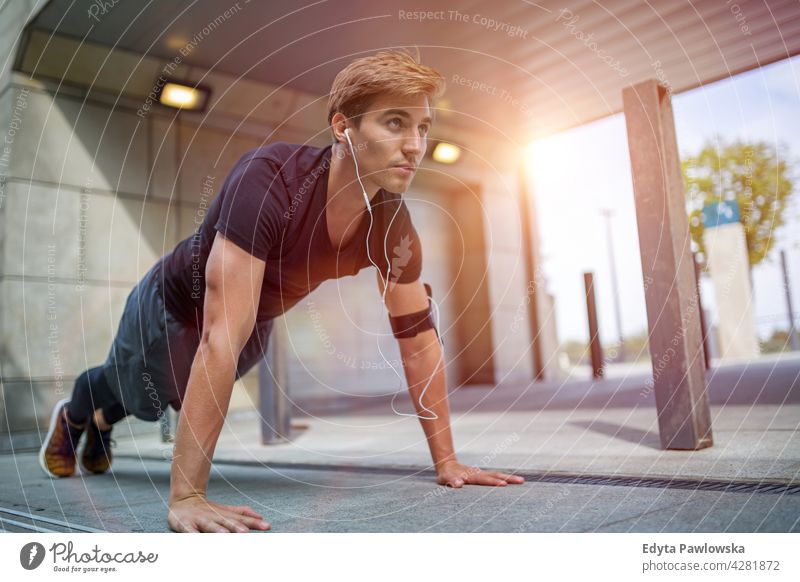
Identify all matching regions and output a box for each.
[81,418,115,474]
[39,398,85,478]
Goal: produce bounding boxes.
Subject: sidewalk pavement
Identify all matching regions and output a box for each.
[1,353,798,532]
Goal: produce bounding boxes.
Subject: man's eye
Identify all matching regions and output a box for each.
[419,125,430,136]
[388,118,402,129]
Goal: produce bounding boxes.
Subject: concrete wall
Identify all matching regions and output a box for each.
[702,222,760,361]
[0,77,276,445]
[1,26,561,448]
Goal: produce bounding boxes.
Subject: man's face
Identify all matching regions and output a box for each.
[348,93,432,194]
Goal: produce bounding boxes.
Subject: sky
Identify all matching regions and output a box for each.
[527,55,800,345]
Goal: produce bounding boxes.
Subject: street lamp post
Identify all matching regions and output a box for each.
[781,249,799,351]
[600,208,625,363]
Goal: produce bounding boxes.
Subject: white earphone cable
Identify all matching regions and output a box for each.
[343,128,441,420]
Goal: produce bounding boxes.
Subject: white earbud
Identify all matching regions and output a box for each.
[343,128,371,213]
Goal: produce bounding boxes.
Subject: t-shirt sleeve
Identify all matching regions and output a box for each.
[377,196,423,284]
[213,157,288,261]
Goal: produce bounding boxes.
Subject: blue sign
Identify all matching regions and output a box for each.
[702,200,741,228]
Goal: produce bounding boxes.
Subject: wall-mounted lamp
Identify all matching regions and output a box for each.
[431,141,461,164]
[157,82,211,112]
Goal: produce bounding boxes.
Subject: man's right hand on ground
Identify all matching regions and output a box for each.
[167,495,271,533]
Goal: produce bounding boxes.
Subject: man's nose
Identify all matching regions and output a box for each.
[402,134,423,157]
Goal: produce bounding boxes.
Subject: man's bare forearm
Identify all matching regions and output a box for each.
[403,342,457,471]
[169,340,238,503]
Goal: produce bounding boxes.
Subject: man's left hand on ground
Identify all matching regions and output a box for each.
[436,460,525,488]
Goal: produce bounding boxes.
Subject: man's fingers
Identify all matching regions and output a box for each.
[487,471,525,483]
[239,506,263,518]
[197,517,229,533]
[208,505,270,531]
[230,505,264,519]
[476,474,507,486]
[184,513,266,533]
[204,520,231,533]
[197,513,241,533]
[453,473,505,486]
[227,513,271,531]
[216,510,271,532]
[216,515,250,533]
[491,471,524,483]
[200,505,253,531]
[505,475,525,483]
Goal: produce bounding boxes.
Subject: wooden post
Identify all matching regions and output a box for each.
[583,272,604,379]
[622,79,713,450]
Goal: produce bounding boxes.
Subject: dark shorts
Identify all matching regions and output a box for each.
[101,261,273,422]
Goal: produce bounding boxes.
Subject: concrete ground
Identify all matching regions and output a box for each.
[1,353,798,533]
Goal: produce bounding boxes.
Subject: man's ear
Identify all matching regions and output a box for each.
[331,112,348,144]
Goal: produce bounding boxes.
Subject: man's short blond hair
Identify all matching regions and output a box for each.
[327,49,445,139]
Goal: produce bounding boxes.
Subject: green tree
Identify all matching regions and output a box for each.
[681,140,794,270]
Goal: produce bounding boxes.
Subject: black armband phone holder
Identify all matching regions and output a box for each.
[388,283,442,345]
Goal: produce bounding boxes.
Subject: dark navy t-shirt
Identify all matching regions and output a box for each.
[159,142,423,329]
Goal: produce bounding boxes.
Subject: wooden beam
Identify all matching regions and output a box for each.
[622,79,713,450]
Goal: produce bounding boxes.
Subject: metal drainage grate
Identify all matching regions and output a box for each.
[522,474,800,495]
[0,506,105,533]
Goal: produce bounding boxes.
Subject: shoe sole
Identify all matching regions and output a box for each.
[38,397,75,479]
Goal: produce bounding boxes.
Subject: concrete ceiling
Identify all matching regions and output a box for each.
[22,0,800,141]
